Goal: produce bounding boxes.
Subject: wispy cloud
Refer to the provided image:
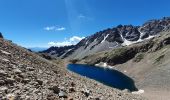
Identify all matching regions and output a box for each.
[48,36,85,47]
[77,14,94,21]
[48,41,72,47]
[78,14,86,19]
[44,26,66,31]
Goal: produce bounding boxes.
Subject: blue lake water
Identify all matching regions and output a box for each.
[67,64,138,91]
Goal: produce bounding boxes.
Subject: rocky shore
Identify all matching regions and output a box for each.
[0,37,146,99]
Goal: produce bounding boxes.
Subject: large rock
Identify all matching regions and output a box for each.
[59,90,68,98]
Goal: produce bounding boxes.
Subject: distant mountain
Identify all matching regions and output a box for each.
[40,45,75,58]
[28,47,47,52]
[42,17,170,59]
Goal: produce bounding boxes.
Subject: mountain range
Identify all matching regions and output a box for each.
[42,17,170,59]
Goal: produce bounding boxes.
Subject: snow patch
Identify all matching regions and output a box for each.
[95,62,107,67]
[101,34,109,43]
[103,63,107,67]
[85,40,89,45]
[61,49,73,57]
[147,35,155,39]
[67,48,73,52]
[132,89,144,94]
[94,38,97,42]
[122,39,136,46]
[120,31,155,46]
[95,62,115,69]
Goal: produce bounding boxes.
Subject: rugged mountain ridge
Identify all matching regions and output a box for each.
[78,30,170,65]
[42,17,170,59]
[40,45,75,58]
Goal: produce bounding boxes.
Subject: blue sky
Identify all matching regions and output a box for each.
[0,0,170,48]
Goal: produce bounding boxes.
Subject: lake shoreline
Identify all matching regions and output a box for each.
[67,64,139,91]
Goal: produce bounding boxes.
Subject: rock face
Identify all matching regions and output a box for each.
[42,17,170,59]
[0,37,145,99]
[79,30,170,66]
[0,32,3,38]
[41,45,75,58]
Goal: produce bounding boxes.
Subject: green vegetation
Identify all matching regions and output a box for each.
[69,59,79,64]
[106,47,128,59]
[155,55,165,63]
[133,53,144,62]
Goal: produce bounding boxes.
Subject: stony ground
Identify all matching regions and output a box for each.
[0,38,146,100]
[115,45,170,100]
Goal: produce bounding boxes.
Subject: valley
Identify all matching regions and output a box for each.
[41,17,170,100]
[1,17,170,100]
[0,34,145,100]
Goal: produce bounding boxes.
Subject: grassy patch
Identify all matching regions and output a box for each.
[155,55,165,63]
[133,53,144,62]
[107,47,128,58]
[69,59,79,64]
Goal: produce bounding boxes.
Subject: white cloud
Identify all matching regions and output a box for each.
[56,27,65,31]
[69,36,85,44]
[78,14,86,19]
[48,36,85,47]
[44,26,66,31]
[48,41,72,47]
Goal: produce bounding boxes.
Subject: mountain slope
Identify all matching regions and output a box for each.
[77,30,170,100]
[42,17,170,59]
[0,37,145,99]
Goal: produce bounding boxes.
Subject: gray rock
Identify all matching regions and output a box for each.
[69,87,75,93]
[5,78,15,84]
[0,50,11,55]
[22,78,30,83]
[50,86,60,94]
[1,58,10,62]
[82,89,91,97]
[36,79,43,85]
[0,80,5,85]
[26,67,35,71]
[0,86,8,93]
[59,90,67,98]
[0,70,7,76]
[13,69,22,74]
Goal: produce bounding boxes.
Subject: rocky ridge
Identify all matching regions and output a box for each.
[42,17,170,59]
[77,30,170,65]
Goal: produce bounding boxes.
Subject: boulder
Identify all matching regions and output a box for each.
[13,69,22,74]
[0,70,7,76]
[50,86,60,94]
[36,79,43,85]
[5,78,15,84]
[59,90,67,98]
